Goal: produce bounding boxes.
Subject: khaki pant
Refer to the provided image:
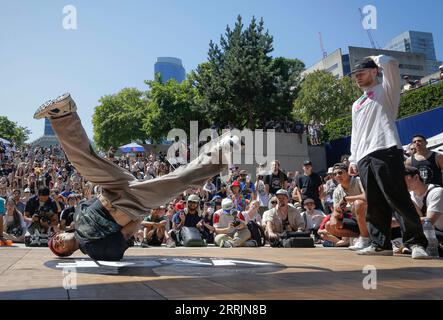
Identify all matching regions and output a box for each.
[215,228,251,247]
[50,112,230,220]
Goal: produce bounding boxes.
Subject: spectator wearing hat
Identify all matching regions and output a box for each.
[404,166,443,257]
[327,163,368,249]
[348,55,428,258]
[405,134,443,186]
[263,189,305,243]
[213,198,251,248]
[300,198,326,234]
[172,194,202,230]
[323,168,338,214]
[229,180,248,212]
[297,160,324,211]
[202,178,217,200]
[264,160,288,197]
[238,170,256,200]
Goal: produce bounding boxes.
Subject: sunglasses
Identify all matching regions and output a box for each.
[271,201,278,205]
[333,170,345,176]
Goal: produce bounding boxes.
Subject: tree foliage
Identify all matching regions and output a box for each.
[143,77,205,143]
[399,80,443,118]
[293,70,361,123]
[92,88,147,150]
[0,116,31,146]
[190,15,304,129]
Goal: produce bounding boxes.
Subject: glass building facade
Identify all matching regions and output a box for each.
[154,57,186,83]
[44,118,55,136]
[384,31,440,74]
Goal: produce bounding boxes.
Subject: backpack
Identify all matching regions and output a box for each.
[180,226,206,247]
[247,221,266,247]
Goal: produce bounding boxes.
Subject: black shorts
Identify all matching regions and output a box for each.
[147,227,164,246]
[342,218,360,234]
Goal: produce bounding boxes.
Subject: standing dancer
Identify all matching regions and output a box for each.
[346,56,428,259]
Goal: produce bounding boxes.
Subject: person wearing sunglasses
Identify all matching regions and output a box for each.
[405,134,443,187]
[348,56,428,258]
[327,163,368,249]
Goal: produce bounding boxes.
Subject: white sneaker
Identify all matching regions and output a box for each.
[349,236,370,251]
[411,245,430,260]
[34,93,77,119]
[357,244,393,256]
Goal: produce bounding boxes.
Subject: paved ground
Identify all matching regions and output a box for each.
[0,244,442,300]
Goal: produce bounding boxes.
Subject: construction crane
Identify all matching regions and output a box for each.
[359,7,380,49]
[318,32,327,59]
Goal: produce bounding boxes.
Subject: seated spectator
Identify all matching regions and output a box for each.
[198,202,216,244]
[262,189,305,244]
[255,174,269,209]
[24,187,61,245]
[238,200,262,225]
[12,189,26,215]
[213,198,251,248]
[202,178,217,200]
[140,206,174,247]
[300,198,326,236]
[0,196,13,246]
[215,183,228,199]
[59,194,78,231]
[405,166,443,257]
[2,197,27,243]
[238,170,256,200]
[326,163,368,249]
[229,180,247,211]
[171,195,202,245]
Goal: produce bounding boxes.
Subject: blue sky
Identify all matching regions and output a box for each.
[1,0,442,142]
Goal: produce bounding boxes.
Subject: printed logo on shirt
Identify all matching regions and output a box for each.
[354,91,374,113]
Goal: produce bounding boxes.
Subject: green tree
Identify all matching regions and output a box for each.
[143,77,205,143]
[191,15,303,129]
[0,116,31,146]
[293,70,361,123]
[399,80,443,118]
[92,88,147,150]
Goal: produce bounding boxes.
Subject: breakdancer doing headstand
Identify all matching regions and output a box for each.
[34,93,240,261]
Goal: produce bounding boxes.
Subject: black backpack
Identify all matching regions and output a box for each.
[247,221,266,247]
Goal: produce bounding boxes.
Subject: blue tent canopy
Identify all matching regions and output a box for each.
[118,142,145,153]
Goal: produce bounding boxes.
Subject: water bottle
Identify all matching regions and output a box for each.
[423,218,439,259]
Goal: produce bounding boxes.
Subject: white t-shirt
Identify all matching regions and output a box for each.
[410,184,443,231]
[301,210,326,230]
[349,55,402,165]
[238,210,262,224]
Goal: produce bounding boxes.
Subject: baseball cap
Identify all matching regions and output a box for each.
[239,170,248,175]
[350,57,378,75]
[24,187,31,193]
[231,180,241,188]
[303,160,312,166]
[304,198,315,204]
[333,163,348,171]
[276,189,289,198]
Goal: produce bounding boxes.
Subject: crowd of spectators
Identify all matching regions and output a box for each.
[1,135,442,257]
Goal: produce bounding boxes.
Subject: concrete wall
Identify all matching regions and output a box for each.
[302,48,345,78]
